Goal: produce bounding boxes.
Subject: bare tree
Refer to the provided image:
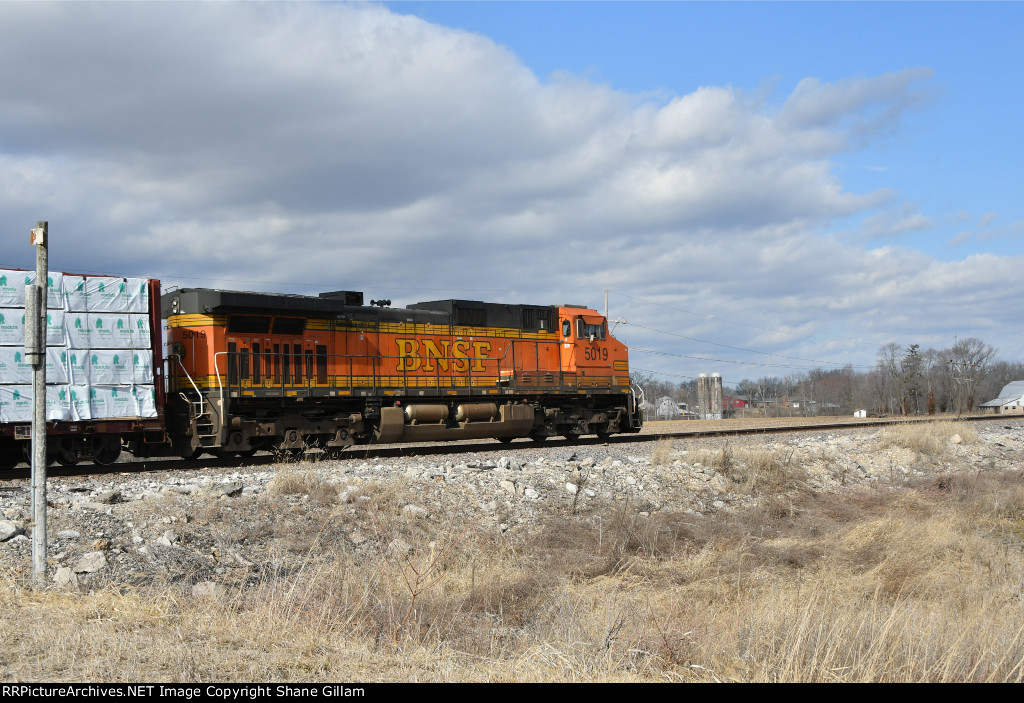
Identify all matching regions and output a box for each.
[947,337,997,413]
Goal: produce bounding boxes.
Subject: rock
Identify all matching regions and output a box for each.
[158,529,180,546]
[209,482,243,498]
[94,490,122,504]
[402,504,429,519]
[73,551,107,573]
[388,538,414,556]
[499,480,517,495]
[192,581,226,599]
[56,530,81,540]
[523,488,540,500]
[53,566,79,589]
[566,483,578,495]
[0,520,23,542]
[951,434,962,445]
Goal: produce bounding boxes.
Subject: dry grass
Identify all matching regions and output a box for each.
[267,464,341,504]
[880,420,979,458]
[650,439,677,466]
[688,441,804,495]
[3,439,1024,682]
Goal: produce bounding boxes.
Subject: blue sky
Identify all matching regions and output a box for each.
[397,1,1023,260]
[0,1,1021,385]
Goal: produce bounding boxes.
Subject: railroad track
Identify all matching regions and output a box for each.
[0,414,1012,481]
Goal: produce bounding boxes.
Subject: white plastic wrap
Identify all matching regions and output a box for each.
[129,314,152,349]
[69,385,91,421]
[85,277,128,312]
[133,384,158,418]
[88,313,134,349]
[0,271,157,423]
[125,278,150,314]
[45,308,65,346]
[45,272,63,309]
[0,270,29,307]
[67,349,90,385]
[0,347,32,384]
[64,275,88,311]
[17,271,63,308]
[64,312,91,348]
[47,347,69,384]
[88,349,134,385]
[0,308,25,345]
[132,350,154,384]
[45,385,72,421]
[90,385,136,419]
[0,385,32,422]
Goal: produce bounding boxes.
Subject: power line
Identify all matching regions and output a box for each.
[632,347,871,372]
[625,324,872,369]
[613,290,856,346]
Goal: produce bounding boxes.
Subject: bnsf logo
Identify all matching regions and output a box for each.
[395,338,491,372]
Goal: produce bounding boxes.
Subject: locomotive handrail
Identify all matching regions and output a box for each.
[218,339,621,397]
[174,355,206,420]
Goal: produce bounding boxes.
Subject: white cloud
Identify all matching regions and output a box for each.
[0,2,1018,378]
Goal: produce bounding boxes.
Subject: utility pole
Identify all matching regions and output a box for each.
[27,221,48,585]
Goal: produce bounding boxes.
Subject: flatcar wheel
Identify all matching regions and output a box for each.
[92,436,122,466]
[237,448,258,458]
[562,432,582,442]
[529,432,548,444]
[0,440,20,470]
[595,431,612,441]
[497,437,514,445]
[56,455,80,467]
[212,448,237,459]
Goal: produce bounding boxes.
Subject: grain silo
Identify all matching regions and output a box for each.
[697,373,710,419]
[710,372,723,420]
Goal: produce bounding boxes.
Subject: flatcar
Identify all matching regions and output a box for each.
[163,288,642,457]
[0,270,165,468]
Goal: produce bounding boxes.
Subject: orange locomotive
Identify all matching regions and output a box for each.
[164,288,642,457]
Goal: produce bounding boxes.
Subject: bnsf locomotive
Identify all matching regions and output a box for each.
[0,274,642,467]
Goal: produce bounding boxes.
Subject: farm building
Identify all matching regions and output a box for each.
[980,381,1024,414]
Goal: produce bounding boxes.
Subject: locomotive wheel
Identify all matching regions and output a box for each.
[237,448,258,458]
[596,431,612,440]
[529,431,548,444]
[562,431,582,442]
[497,437,514,445]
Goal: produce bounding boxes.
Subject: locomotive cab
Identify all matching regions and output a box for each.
[558,307,629,388]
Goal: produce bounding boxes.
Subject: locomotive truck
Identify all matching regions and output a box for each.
[0,271,643,467]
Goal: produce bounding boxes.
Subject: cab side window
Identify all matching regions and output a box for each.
[577,320,606,340]
[562,320,571,338]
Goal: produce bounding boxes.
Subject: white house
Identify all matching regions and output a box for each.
[980,381,1024,414]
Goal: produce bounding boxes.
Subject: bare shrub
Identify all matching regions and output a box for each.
[268,464,340,504]
[650,440,677,466]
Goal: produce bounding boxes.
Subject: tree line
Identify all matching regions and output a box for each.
[633,336,1023,417]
